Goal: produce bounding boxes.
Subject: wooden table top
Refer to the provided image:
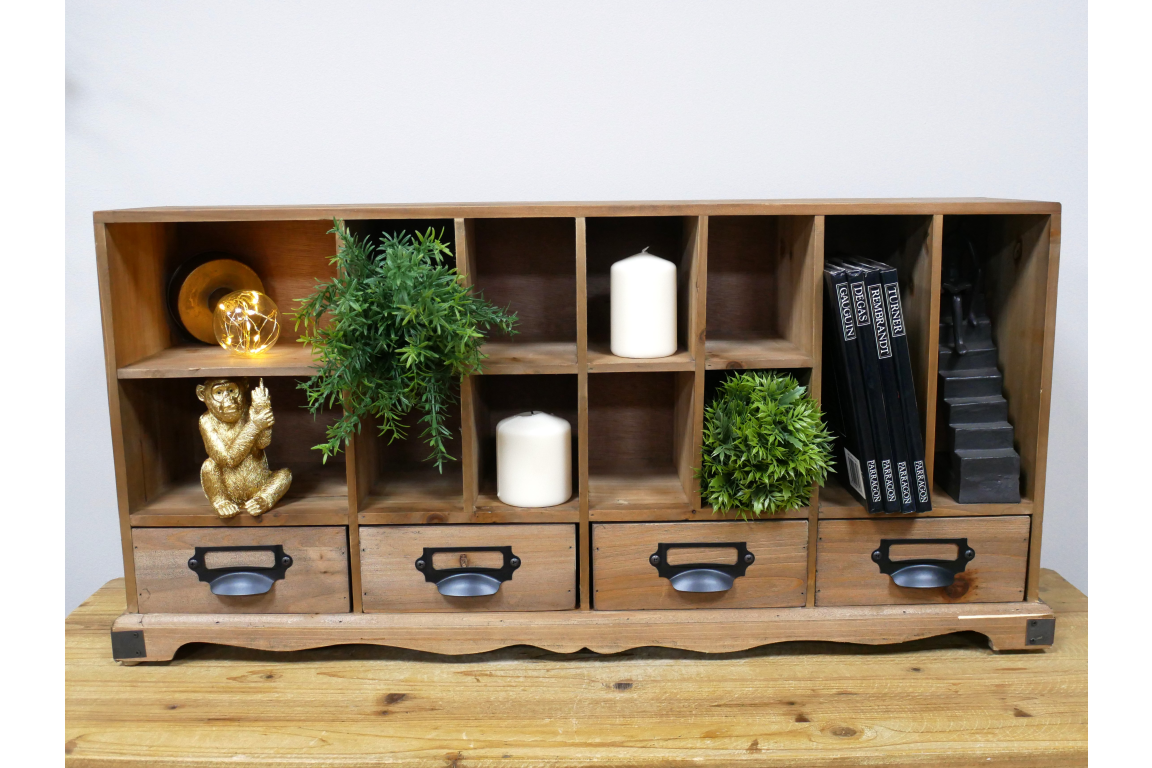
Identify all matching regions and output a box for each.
[66,569,1087,767]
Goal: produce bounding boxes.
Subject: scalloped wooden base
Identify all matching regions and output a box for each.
[113,599,1055,663]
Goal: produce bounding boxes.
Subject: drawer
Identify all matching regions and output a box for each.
[592,521,809,610]
[815,516,1030,606]
[359,524,576,612]
[132,527,350,614]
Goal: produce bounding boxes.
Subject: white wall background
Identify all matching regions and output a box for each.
[65,0,1087,611]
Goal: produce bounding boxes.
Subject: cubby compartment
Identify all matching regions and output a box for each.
[461,218,579,374]
[588,371,696,517]
[818,215,940,515]
[107,219,337,378]
[354,395,466,521]
[934,214,1054,508]
[699,368,815,519]
[705,215,819,370]
[471,374,580,517]
[122,376,348,526]
[585,216,700,371]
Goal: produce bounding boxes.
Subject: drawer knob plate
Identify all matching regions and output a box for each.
[649,542,754,593]
[871,538,976,589]
[416,546,521,597]
[187,545,293,596]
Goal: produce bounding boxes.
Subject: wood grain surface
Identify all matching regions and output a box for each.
[478,341,579,374]
[94,198,1062,223]
[359,524,576,612]
[815,516,1030,606]
[592,521,808,609]
[132,526,350,614]
[67,569,1084,767]
[704,338,815,370]
[818,476,1034,519]
[129,466,349,527]
[587,473,693,515]
[117,342,318,378]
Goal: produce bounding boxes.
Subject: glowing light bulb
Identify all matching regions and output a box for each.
[212,290,280,356]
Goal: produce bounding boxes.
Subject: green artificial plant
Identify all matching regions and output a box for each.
[294,220,517,470]
[698,371,834,519]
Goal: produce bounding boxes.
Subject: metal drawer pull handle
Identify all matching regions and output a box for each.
[415,546,521,597]
[649,542,754,593]
[187,545,293,596]
[871,538,975,588]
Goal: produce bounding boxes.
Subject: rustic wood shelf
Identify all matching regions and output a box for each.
[356,469,464,516]
[95,199,1061,658]
[588,473,692,515]
[704,338,813,370]
[586,343,694,372]
[477,341,578,374]
[117,343,317,379]
[474,488,581,515]
[818,476,1034,518]
[592,504,812,522]
[129,467,348,527]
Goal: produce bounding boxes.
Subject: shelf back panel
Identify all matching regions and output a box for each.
[470,218,578,343]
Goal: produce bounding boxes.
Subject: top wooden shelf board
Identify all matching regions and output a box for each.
[94,198,1060,223]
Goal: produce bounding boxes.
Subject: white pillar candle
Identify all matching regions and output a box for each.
[496,411,572,508]
[610,247,678,358]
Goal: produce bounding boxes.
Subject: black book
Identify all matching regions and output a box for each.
[845,258,916,513]
[829,258,901,512]
[822,265,884,513]
[855,257,932,511]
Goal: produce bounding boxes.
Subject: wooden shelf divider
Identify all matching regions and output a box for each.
[586,344,694,372]
[129,468,349,528]
[479,341,578,375]
[817,476,1035,519]
[704,338,814,371]
[575,217,592,609]
[804,215,826,607]
[117,343,317,379]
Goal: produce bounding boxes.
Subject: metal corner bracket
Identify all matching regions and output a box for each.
[111,629,146,660]
[1025,618,1055,647]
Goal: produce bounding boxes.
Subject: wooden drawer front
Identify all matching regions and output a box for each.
[815,517,1030,606]
[592,521,809,610]
[359,524,576,612]
[132,527,350,614]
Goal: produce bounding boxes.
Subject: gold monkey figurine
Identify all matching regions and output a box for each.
[197,377,292,518]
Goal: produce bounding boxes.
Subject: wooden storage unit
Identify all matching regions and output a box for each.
[95,199,1061,662]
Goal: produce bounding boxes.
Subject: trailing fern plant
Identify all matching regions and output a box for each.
[698,371,834,518]
[294,220,517,470]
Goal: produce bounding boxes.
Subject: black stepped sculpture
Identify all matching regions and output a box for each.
[936,245,1021,503]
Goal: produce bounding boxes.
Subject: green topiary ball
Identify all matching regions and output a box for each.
[699,371,834,518]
